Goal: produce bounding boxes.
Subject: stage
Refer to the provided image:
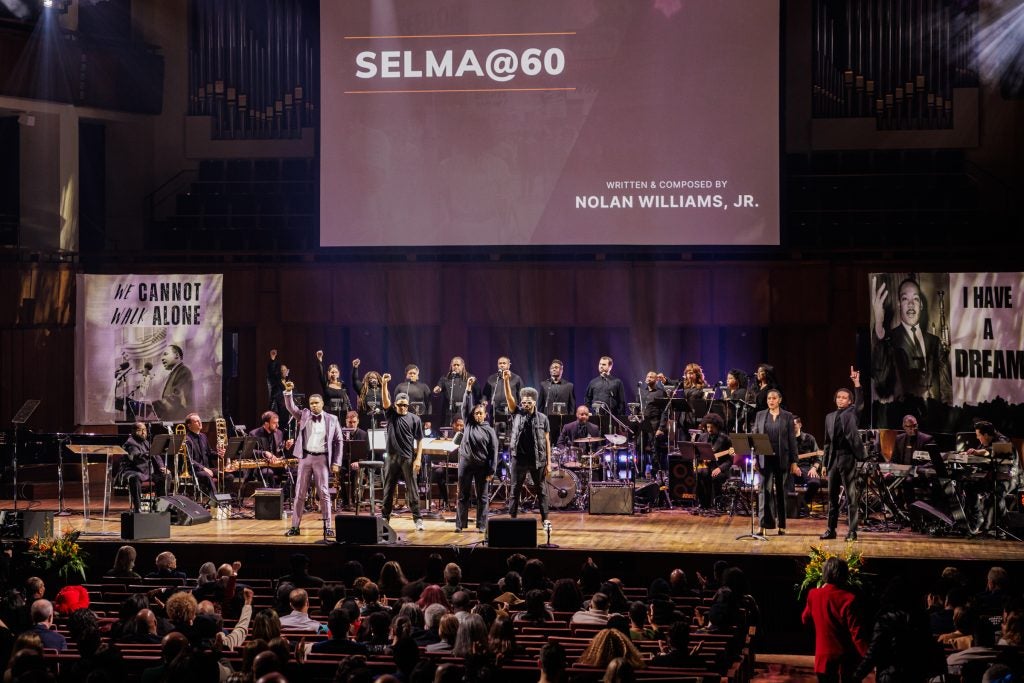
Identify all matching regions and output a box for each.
[13,502,1024,563]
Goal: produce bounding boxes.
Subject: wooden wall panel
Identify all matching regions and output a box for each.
[654,267,712,325]
[711,267,771,326]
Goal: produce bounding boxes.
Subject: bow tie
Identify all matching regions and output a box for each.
[311,414,322,423]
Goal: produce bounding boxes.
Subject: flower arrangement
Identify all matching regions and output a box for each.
[797,543,864,599]
[27,528,89,584]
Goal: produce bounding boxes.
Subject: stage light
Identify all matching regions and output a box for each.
[41,0,52,7]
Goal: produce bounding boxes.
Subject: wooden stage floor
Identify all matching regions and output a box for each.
[18,504,1024,562]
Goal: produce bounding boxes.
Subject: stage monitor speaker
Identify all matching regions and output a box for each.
[155,495,212,526]
[668,456,696,502]
[633,480,661,506]
[487,518,537,548]
[589,483,633,515]
[911,500,955,528]
[334,515,397,544]
[120,512,171,540]
[254,489,283,520]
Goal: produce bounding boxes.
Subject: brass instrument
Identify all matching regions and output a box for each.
[173,424,191,495]
[215,417,228,491]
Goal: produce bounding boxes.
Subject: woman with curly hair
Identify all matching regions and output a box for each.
[577,628,645,670]
[351,359,384,429]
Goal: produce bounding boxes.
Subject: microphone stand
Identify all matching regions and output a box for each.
[538,519,558,548]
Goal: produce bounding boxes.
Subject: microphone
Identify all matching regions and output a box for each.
[637,380,643,387]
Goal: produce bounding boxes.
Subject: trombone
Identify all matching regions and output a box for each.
[215,417,228,492]
[171,423,191,496]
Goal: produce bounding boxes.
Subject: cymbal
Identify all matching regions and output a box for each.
[574,436,605,444]
[604,434,627,446]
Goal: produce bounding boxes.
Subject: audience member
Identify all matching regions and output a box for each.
[311,608,368,655]
[28,600,66,651]
[538,641,568,683]
[378,561,409,599]
[140,631,188,683]
[426,614,460,653]
[106,545,141,579]
[146,551,187,581]
[577,628,644,669]
[550,578,584,613]
[801,557,867,683]
[442,563,465,601]
[276,553,324,589]
[572,593,611,626]
[278,588,326,632]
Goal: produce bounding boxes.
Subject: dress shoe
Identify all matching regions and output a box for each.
[778,528,786,536]
[284,527,300,537]
[323,527,335,538]
[454,526,463,533]
[845,531,858,541]
[819,530,837,540]
[757,527,767,536]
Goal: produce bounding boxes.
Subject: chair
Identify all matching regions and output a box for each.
[104,454,158,518]
[355,461,384,514]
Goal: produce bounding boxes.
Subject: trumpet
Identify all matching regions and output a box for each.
[174,424,191,495]
[215,417,228,491]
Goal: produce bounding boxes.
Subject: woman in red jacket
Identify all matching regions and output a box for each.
[801,557,868,682]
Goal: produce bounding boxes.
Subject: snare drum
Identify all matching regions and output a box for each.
[546,468,579,509]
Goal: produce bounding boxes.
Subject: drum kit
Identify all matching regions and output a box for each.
[546,434,637,510]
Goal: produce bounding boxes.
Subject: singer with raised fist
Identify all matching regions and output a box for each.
[283,386,342,538]
[351,358,385,429]
[455,376,499,532]
[504,370,552,524]
[381,373,425,531]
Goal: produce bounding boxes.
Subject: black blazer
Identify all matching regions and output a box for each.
[823,406,867,469]
[891,431,934,465]
[752,409,798,470]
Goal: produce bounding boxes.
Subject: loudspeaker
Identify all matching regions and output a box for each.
[21,511,55,538]
[633,480,661,506]
[487,518,537,548]
[120,512,171,540]
[589,483,634,515]
[254,489,283,520]
[668,456,696,501]
[334,515,397,544]
[155,495,212,526]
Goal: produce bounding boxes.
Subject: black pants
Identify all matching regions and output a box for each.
[826,459,859,533]
[758,461,787,529]
[510,463,548,521]
[381,456,421,521]
[121,471,165,512]
[792,467,823,504]
[696,465,731,508]
[457,465,490,530]
[431,465,451,505]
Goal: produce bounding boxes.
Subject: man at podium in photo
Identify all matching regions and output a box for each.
[153,344,193,421]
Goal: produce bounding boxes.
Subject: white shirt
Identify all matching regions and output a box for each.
[306,413,327,453]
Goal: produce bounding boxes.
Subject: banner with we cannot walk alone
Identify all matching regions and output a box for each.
[75,274,223,425]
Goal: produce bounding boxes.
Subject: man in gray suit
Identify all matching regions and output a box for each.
[283,387,342,538]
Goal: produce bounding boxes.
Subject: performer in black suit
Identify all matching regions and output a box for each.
[694,414,734,509]
[118,422,167,512]
[539,359,576,437]
[339,411,368,509]
[891,415,934,466]
[820,383,868,541]
[394,364,433,419]
[585,356,627,421]
[316,350,352,421]
[266,349,290,425]
[456,377,499,533]
[483,356,522,421]
[184,413,222,499]
[753,390,798,535]
[153,345,193,421]
[871,277,952,403]
[433,357,479,429]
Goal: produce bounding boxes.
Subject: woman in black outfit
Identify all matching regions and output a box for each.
[316,350,351,422]
[455,376,499,533]
[748,363,781,412]
[350,358,385,429]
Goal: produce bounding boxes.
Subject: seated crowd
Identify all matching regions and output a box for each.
[0,548,755,683]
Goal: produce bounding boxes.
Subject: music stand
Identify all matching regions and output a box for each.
[9,400,40,513]
[734,433,770,541]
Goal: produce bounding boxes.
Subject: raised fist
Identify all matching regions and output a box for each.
[502,370,511,380]
[467,376,476,387]
[316,350,324,361]
[382,373,392,383]
[270,349,278,360]
[352,358,361,368]
[284,380,295,392]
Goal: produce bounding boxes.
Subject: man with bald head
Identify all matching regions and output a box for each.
[121,609,162,644]
[29,599,67,651]
[141,631,189,683]
[279,587,327,632]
